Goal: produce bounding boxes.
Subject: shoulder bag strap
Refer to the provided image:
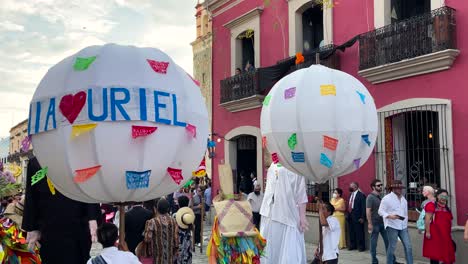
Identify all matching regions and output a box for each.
[91,255,108,264]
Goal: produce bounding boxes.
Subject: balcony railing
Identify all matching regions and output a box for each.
[359,6,456,71]
[220,71,260,104]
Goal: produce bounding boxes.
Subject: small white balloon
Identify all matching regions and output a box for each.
[261,65,378,183]
[29,44,208,203]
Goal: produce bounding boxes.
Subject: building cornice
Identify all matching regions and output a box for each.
[223,6,263,29]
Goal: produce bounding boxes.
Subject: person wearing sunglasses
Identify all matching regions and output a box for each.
[423,189,456,264]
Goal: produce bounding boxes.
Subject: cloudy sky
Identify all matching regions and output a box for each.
[0,0,199,137]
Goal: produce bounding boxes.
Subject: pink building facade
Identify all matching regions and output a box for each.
[207,0,467,237]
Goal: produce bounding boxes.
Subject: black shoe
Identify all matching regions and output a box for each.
[394,262,403,264]
[348,248,357,251]
[358,249,366,252]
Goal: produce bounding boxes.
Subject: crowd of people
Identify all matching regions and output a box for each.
[1,157,467,264]
[324,179,462,264]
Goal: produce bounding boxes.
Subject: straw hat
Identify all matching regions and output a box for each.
[175,207,195,229]
[4,200,24,227]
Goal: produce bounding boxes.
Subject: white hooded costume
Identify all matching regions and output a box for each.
[260,163,308,264]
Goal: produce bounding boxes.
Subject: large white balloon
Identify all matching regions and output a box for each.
[260,65,377,183]
[29,44,208,203]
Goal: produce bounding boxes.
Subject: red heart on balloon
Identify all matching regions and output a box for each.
[59,91,87,124]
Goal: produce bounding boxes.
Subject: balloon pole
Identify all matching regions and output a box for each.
[200,197,205,253]
[119,204,126,246]
[318,186,323,264]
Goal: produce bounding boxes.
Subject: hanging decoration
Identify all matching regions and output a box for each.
[295,52,304,65]
[21,136,31,152]
[31,167,48,186]
[28,44,208,203]
[260,65,378,183]
[167,167,184,185]
[47,177,56,195]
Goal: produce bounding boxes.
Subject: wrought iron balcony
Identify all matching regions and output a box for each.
[220,71,260,105]
[359,6,458,83]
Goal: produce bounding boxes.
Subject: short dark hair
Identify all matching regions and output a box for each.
[334,188,343,196]
[323,201,335,215]
[157,199,170,214]
[97,223,118,248]
[351,182,359,188]
[178,195,190,208]
[143,200,155,211]
[370,179,381,188]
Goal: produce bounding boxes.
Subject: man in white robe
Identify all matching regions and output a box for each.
[260,163,309,264]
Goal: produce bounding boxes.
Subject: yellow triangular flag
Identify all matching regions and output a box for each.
[71,123,97,139]
[47,177,56,195]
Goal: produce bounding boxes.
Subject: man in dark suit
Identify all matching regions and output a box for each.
[22,157,101,264]
[125,202,154,253]
[347,181,366,251]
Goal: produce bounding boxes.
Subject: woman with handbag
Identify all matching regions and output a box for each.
[142,199,179,264]
[423,189,456,264]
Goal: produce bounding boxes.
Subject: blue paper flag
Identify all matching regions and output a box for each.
[291,152,305,162]
[362,134,371,146]
[126,170,151,189]
[356,91,366,104]
[320,153,333,168]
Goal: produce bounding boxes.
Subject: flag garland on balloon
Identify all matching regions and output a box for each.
[260,65,378,183]
[27,44,209,204]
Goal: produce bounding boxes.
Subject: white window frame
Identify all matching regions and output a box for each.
[374,0,445,28]
[376,98,456,221]
[224,7,262,76]
[288,0,333,56]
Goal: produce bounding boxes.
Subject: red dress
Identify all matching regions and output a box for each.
[422,202,455,263]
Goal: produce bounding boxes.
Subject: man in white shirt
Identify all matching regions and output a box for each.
[378,180,413,264]
[87,223,141,264]
[313,201,340,264]
[248,183,264,229]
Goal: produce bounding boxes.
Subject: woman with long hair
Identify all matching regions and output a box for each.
[330,187,346,249]
[422,189,456,264]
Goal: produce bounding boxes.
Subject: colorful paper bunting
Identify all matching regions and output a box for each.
[356,91,366,104]
[147,59,169,74]
[31,167,48,186]
[263,95,272,106]
[186,124,197,138]
[126,170,151,189]
[167,167,184,185]
[74,56,96,71]
[262,136,267,149]
[323,135,339,151]
[132,125,158,139]
[353,158,361,169]
[288,133,297,150]
[361,134,371,146]
[47,177,56,195]
[71,123,97,138]
[271,153,279,164]
[292,152,305,162]
[74,165,101,183]
[59,91,87,124]
[183,179,194,188]
[284,87,296,99]
[21,136,31,152]
[320,84,336,96]
[320,153,333,168]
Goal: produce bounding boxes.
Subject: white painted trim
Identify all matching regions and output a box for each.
[226,8,262,75]
[287,0,333,56]
[224,126,264,191]
[376,98,457,222]
[374,0,445,28]
[220,94,265,112]
[359,49,460,84]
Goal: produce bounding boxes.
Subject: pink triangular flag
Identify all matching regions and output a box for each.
[167,167,183,185]
[147,59,169,74]
[132,125,158,139]
[186,124,197,138]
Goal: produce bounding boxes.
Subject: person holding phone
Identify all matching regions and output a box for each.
[378,180,414,264]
